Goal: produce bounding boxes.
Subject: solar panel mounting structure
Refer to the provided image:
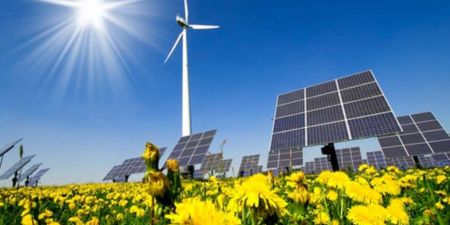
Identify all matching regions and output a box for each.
[19,163,42,182]
[0,155,36,180]
[335,147,363,171]
[267,147,302,174]
[166,130,217,168]
[239,154,260,177]
[0,138,23,168]
[366,151,387,170]
[270,70,402,171]
[378,112,450,167]
[28,168,50,187]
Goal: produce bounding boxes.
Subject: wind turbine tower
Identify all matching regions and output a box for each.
[165,0,219,136]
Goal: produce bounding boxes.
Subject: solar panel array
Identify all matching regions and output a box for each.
[385,156,415,170]
[303,161,315,174]
[239,154,260,176]
[0,138,23,157]
[28,168,50,185]
[19,163,42,182]
[266,148,303,171]
[103,147,167,181]
[166,130,217,166]
[0,155,36,179]
[103,165,123,181]
[366,151,387,170]
[335,147,363,171]
[215,159,232,174]
[199,153,223,173]
[270,70,402,153]
[314,157,332,173]
[378,112,450,158]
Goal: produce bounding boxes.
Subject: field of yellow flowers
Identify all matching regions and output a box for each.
[0,164,449,225]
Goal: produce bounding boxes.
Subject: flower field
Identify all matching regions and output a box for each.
[0,164,449,225]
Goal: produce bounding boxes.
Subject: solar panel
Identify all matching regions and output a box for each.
[215,159,232,174]
[417,155,436,168]
[335,147,363,171]
[303,161,316,174]
[431,153,450,166]
[103,165,123,181]
[366,151,387,170]
[0,155,36,179]
[314,157,332,173]
[270,70,401,152]
[199,153,223,173]
[385,156,415,170]
[19,163,42,182]
[28,168,49,185]
[0,138,23,157]
[166,130,217,167]
[266,147,303,170]
[378,112,450,158]
[239,154,260,176]
[194,169,205,179]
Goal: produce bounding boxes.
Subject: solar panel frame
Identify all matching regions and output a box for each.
[0,155,36,179]
[270,70,402,152]
[378,112,450,158]
[19,163,42,182]
[0,138,23,157]
[166,130,217,167]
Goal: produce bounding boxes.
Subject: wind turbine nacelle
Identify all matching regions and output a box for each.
[176,16,188,28]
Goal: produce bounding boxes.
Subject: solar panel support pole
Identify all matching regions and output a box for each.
[0,155,3,169]
[412,156,422,169]
[321,143,339,171]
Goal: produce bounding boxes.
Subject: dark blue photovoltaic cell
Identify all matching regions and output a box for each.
[378,136,402,148]
[306,81,337,98]
[189,155,205,165]
[416,121,443,131]
[397,116,413,125]
[276,101,304,118]
[380,146,408,158]
[270,129,305,151]
[204,130,217,137]
[185,140,200,148]
[307,106,344,126]
[198,137,213,146]
[337,71,374,89]
[422,130,450,141]
[306,92,340,111]
[266,148,302,169]
[401,124,419,134]
[429,140,450,153]
[273,114,305,132]
[349,113,400,139]
[405,144,433,155]
[179,136,190,143]
[411,112,435,122]
[307,122,348,145]
[190,133,203,140]
[194,146,209,155]
[340,83,382,103]
[344,97,390,119]
[278,89,304,105]
[400,133,426,145]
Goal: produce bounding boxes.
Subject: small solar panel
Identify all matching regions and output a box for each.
[270,70,401,152]
[417,155,436,168]
[19,163,42,182]
[0,155,35,179]
[166,130,217,167]
[28,168,49,185]
[215,159,232,174]
[335,147,363,171]
[266,147,303,170]
[199,153,223,173]
[303,161,316,174]
[378,112,450,158]
[103,165,123,181]
[314,157,332,173]
[366,151,387,170]
[239,154,260,176]
[0,138,23,157]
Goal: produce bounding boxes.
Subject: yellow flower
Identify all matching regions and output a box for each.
[228,174,288,218]
[345,181,381,204]
[116,213,124,221]
[86,217,99,225]
[436,175,446,184]
[21,214,38,225]
[38,209,54,220]
[370,174,401,196]
[145,171,169,197]
[347,204,388,225]
[48,222,60,225]
[286,172,305,188]
[313,211,330,225]
[142,142,159,161]
[166,198,240,225]
[166,159,179,172]
[326,172,350,190]
[386,198,409,225]
[130,205,146,217]
[288,186,309,204]
[326,190,338,201]
[435,202,444,210]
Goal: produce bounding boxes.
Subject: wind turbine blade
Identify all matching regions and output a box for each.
[164,31,184,63]
[184,0,189,21]
[189,24,220,30]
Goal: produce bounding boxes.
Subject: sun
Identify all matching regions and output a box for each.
[76,0,107,29]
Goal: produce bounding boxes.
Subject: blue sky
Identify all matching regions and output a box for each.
[1,0,450,186]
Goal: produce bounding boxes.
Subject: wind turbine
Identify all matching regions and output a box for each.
[165,0,219,136]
